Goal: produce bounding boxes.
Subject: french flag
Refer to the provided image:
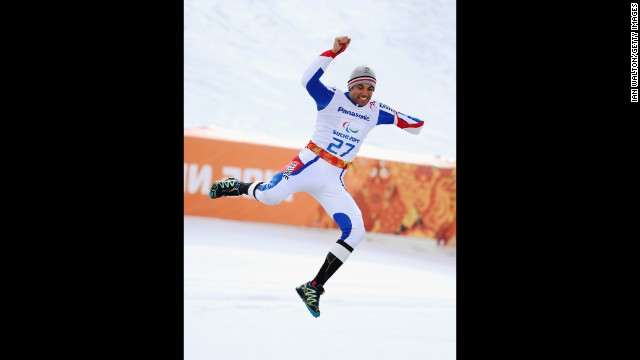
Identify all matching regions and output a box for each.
[395,111,424,135]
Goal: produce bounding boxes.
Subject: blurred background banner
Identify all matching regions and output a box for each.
[185,129,456,246]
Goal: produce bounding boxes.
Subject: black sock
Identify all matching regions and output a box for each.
[312,253,342,287]
[239,182,251,195]
[312,240,353,286]
[240,181,265,198]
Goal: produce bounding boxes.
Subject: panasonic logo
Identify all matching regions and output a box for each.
[337,106,370,121]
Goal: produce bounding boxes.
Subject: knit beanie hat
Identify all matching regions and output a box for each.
[348,66,376,89]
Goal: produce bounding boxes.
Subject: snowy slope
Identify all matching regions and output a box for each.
[184,216,456,360]
[184,0,456,159]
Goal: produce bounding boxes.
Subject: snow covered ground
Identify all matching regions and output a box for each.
[184,0,456,160]
[184,216,456,360]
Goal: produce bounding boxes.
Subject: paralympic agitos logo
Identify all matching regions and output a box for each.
[342,121,359,133]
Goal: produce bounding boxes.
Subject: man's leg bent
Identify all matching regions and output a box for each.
[310,190,365,287]
[247,155,318,206]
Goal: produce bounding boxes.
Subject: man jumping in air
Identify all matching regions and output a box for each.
[209,36,424,318]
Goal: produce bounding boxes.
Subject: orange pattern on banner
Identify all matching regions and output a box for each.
[185,132,456,246]
[309,158,456,246]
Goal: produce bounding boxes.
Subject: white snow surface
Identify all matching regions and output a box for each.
[184,0,456,160]
[184,216,456,360]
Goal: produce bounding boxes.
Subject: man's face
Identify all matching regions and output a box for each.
[349,84,375,106]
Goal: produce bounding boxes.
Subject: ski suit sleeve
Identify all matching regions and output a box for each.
[301,49,341,111]
[375,101,424,135]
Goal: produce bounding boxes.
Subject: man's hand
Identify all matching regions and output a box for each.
[332,36,351,54]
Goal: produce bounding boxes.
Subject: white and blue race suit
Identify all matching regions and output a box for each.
[247,48,424,252]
